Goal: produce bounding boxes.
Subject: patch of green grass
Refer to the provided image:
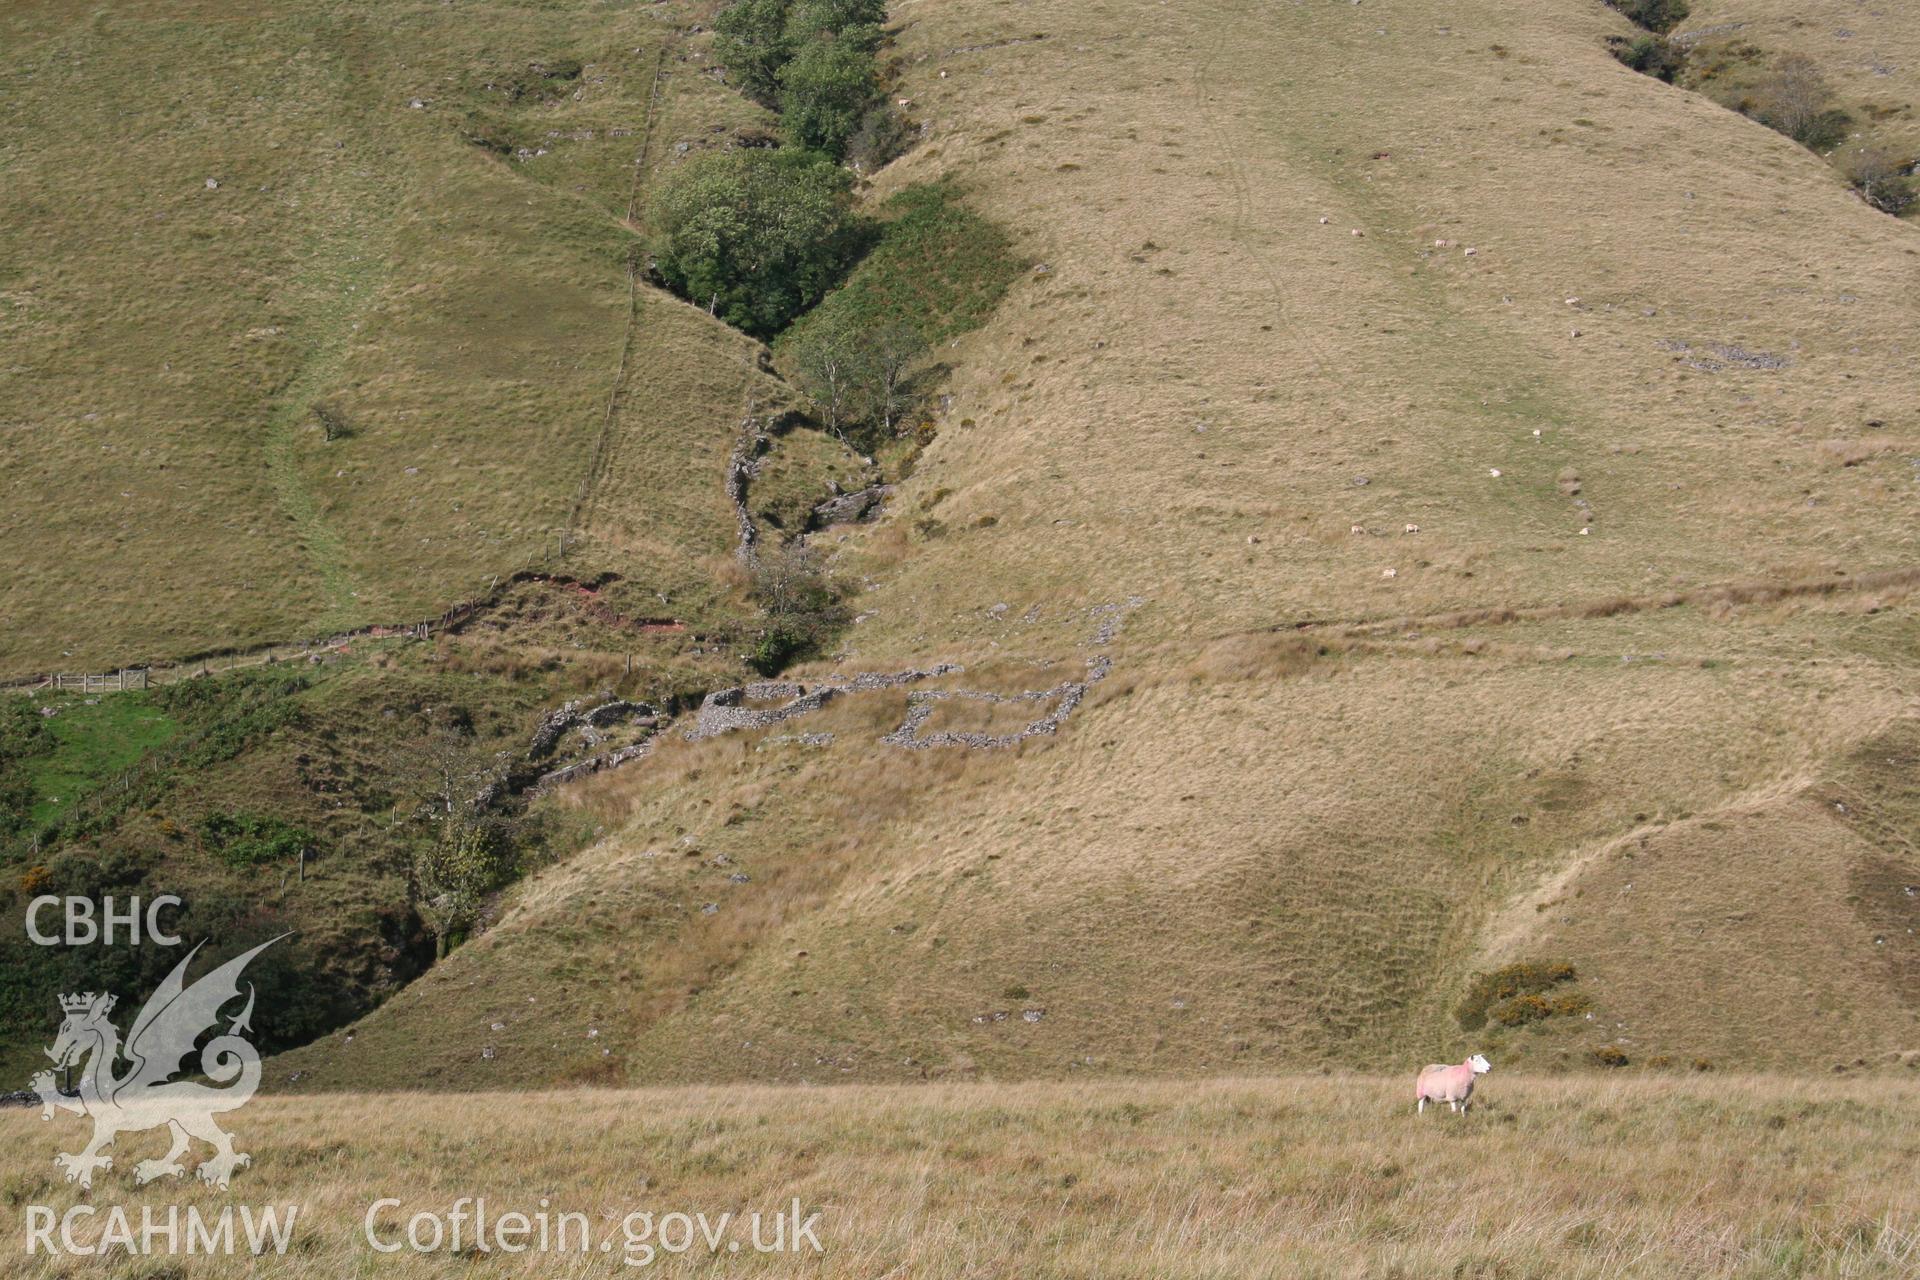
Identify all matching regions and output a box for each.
[786,182,1020,348]
[23,694,178,832]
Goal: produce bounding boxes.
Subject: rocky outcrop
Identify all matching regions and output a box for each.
[810,484,893,529]
[727,422,769,565]
[530,739,656,793]
[530,695,656,759]
[529,698,589,759]
[586,699,656,728]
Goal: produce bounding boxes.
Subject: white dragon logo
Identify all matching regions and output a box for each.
[30,936,285,1190]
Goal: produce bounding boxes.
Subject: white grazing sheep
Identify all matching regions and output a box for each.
[1416,1054,1490,1113]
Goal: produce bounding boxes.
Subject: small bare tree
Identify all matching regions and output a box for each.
[746,541,848,674]
[866,319,928,433]
[391,708,518,954]
[785,311,869,441]
[1750,54,1847,150]
[411,709,503,817]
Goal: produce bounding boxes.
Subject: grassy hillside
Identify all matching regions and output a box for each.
[268,0,1920,1090]
[0,0,771,671]
[1679,0,1920,174]
[7,1076,1920,1277]
[3,0,1917,1097]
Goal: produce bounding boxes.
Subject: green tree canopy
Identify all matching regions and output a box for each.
[778,36,879,158]
[648,148,869,338]
[783,306,871,438]
[713,0,794,107]
[784,0,885,47]
[784,311,928,441]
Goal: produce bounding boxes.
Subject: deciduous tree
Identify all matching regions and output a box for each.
[648,149,867,339]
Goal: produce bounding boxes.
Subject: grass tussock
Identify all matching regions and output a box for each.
[1819,438,1918,468]
[1186,632,1328,684]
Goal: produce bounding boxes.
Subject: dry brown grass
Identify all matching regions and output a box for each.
[252,0,1920,1100]
[1681,0,1920,165]
[271,627,1917,1093]
[13,0,1920,1113]
[1307,566,1920,640]
[827,0,1920,665]
[6,1075,1920,1277]
[0,0,764,671]
[1818,438,1920,468]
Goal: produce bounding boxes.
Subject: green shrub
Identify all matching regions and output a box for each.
[745,543,849,674]
[847,101,918,172]
[778,35,879,158]
[1746,54,1850,152]
[1491,991,1594,1027]
[0,760,34,843]
[1590,1044,1631,1068]
[747,623,810,677]
[1610,34,1688,83]
[1456,960,1580,1031]
[0,701,51,841]
[197,811,315,868]
[414,813,522,955]
[0,698,50,760]
[648,148,870,339]
[782,308,928,445]
[716,0,884,116]
[714,0,794,107]
[781,308,865,437]
[1846,148,1917,216]
[783,0,885,44]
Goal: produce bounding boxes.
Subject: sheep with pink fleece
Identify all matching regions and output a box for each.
[1415,1054,1490,1114]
